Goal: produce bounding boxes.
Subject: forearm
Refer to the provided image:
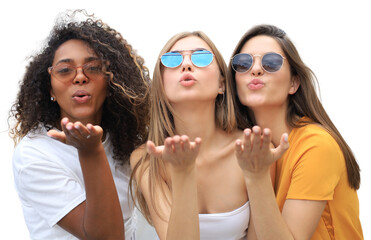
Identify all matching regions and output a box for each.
[79,145,125,239]
[245,172,293,240]
[167,169,199,240]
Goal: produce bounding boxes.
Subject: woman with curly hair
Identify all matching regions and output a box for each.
[10,10,150,239]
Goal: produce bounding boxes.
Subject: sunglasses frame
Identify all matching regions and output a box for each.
[48,60,105,82]
[160,49,214,68]
[231,52,286,73]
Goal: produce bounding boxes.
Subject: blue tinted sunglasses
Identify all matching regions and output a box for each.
[161,49,214,68]
[231,52,286,73]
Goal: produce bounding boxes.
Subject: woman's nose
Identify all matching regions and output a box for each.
[72,67,89,84]
[181,54,194,72]
[250,59,264,76]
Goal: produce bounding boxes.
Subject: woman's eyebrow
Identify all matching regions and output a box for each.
[194,48,207,51]
[54,56,99,65]
[55,58,73,65]
[170,48,208,53]
[85,56,99,62]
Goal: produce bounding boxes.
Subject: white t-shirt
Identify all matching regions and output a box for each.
[12,127,136,240]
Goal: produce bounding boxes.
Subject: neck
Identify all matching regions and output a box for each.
[252,105,291,147]
[172,100,219,149]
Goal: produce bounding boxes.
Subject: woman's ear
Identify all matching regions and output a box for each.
[218,76,225,94]
[104,60,110,68]
[50,89,56,101]
[289,76,300,95]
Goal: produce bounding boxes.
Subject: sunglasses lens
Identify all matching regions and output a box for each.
[191,50,213,67]
[83,61,103,78]
[161,52,183,68]
[51,64,75,82]
[50,61,104,82]
[232,54,253,72]
[262,53,284,72]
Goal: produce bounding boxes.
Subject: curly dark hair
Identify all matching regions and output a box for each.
[9,10,150,163]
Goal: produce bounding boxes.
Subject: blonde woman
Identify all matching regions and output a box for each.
[130,31,260,239]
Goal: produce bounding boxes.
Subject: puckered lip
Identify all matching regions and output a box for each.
[180,73,196,82]
[72,90,90,98]
[248,78,264,85]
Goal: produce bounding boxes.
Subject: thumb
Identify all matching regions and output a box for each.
[146,140,164,158]
[47,129,67,143]
[272,133,289,160]
[191,137,202,153]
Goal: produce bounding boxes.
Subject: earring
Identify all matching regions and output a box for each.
[218,91,225,104]
[218,86,225,95]
[51,97,55,101]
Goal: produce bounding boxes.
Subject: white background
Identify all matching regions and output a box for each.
[1,0,370,238]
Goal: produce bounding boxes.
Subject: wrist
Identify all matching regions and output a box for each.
[244,170,271,186]
[170,165,197,182]
[78,143,105,160]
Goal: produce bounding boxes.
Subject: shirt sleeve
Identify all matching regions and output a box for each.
[14,142,86,227]
[286,131,345,200]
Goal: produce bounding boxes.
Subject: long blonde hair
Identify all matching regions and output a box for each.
[130,31,237,224]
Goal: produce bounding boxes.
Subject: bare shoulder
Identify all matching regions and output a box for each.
[129,144,146,169]
[213,128,244,155]
[224,128,244,144]
[231,129,244,141]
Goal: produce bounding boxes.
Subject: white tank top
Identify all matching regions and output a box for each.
[199,201,249,240]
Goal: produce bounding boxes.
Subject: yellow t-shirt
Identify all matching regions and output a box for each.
[275,123,363,240]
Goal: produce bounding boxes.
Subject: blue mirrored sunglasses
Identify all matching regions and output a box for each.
[161,49,214,68]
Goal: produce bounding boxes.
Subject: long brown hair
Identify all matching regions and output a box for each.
[227,24,360,190]
[130,31,237,224]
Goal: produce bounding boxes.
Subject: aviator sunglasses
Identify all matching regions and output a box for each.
[231,52,286,73]
[161,49,214,68]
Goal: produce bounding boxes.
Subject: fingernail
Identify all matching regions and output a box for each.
[284,133,288,142]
